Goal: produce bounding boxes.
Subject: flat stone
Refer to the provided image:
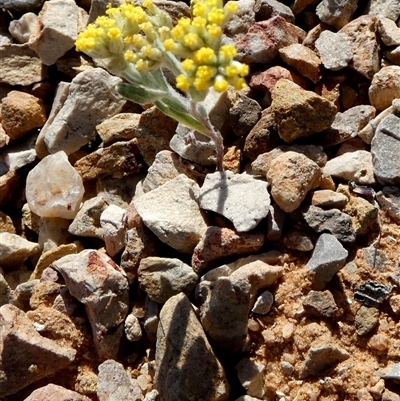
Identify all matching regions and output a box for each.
[0,304,76,397]
[355,305,379,336]
[0,232,40,270]
[133,174,207,254]
[138,257,198,303]
[369,66,400,111]
[271,79,337,143]
[371,114,400,185]
[26,151,84,219]
[302,290,338,317]
[23,383,90,401]
[283,230,314,251]
[100,204,126,257]
[52,250,129,360]
[322,150,376,185]
[315,30,353,71]
[306,233,349,290]
[42,68,125,155]
[236,358,265,399]
[0,44,48,86]
[191,226,264,274]
[378,17,400,46]
[155,293,229,401]
[199,171,270,232]
[97,360,143,401]
[339,15,380,80]
[316,0,358,29]
[309,190,348,209]
[267,151,321,213]
[1,91,46,139]
[278,44,322,83]
[229,93,262,137]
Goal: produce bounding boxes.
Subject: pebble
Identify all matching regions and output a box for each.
[369,66,400,111]
[251,290,274,314]
[96,113,141,145]
[52,249,129,360]
[100,204,126,257]
[383,362,400,381]
[254,0,295,23]
[302,290,338,318]
[309,190,348,209]
[155,293,229,401]
[199,170,270,232]
[124,313,142,342]
[365,0,400,20]
[355,305,379,336]
[315,30,353,71]
[316,0,358,29]
[306,233,349,290]
[25,151,84,219]
[138,257,198,303]
[224,0,255,40]
[97,359,143,401]
[23,384,91,401]
[0,304,76,397]
[236,358,265,398]
[378,17,400,46]
[283,230,314,251]
[266,203,285,241]
[133,174,207,254]
[8,12,38,44]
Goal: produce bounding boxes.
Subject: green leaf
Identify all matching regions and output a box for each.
[116,83,167,104]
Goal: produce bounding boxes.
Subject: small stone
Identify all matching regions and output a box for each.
[0,232,40,270]
[378,17,400,46]
[322,150,376,185]
[229,93,262,137]
[383,389,400,401]
[315,30,353,71]
[223,0,256,40]
[279,44,322,83]
[97,359,143,401]
[26,151,84,219]
[138,257,198,303]
[124,313,142,342]
[383,362,400,381]
[236,358,265,398]
[23,384,91,401]
[309,190,348,209]
[283,230,314,251]
[96,113,141,145]
[143,296,159,341]
[355,305,379,336]
[11,279,40,311]
[191,226,264,274]
[8,12,38,44]
[0,169,19,206]
[369,66,400,111]
[267,151,321,213]
[0,271,13,306]
[0,211,16,234]
[365,0,400,20]
[199,171,270,232]
[306,233,349,290]
[302,290,338,317]
[266,204,285,241]
[251,290,274,314]
[389,294,400,315]
[271,79,337,143]
[316,0,358,29]
[376,186,400,224]
[254,0,295,23]
[29,280,61,310]
[100,204,126,257]
[133,174,207,254]
[156,293,229,401]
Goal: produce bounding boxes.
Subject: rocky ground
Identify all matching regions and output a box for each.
[1,0,400,400]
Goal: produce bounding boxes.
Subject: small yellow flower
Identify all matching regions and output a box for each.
[194,77,209,91]
[207,24,222,37]
[214,77,229,92]
[135,59,149,71]
[193,3,207,17]
[176,74,191,91]
[207,8,225,25]
[124,49,136,62]
[224,1,238,13]
[108,27,121,39]
[164,38,176,51]
[181,58,195,72]
[219,44,236,59]
[184,32,201,48]
[194,47,216,64]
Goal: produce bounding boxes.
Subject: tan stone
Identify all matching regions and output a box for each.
[0,211,16,234]
[369,65,400,111]
[96,113,141,145]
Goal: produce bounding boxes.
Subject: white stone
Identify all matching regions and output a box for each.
[100,204,126,257]
[378,17,400,46]
[124,313,142,342]
[25,151,84,219]
[251,290,274,314]
[199,171,270,232]
[8,13,38,44]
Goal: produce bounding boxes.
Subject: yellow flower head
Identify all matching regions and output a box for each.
[194,47,216,64]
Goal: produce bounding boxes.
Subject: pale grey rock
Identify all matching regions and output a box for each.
[0,272,13,306]
[383,389,400,401]
[306,233,349,290]
[355,305,379,335]
[254,0,295,23]
[315,31,353,71]
[52,250,129,360]
[38,217,74,252]
[28,0,88,66]
[155,293,229,401]
[199,171,270,232]
[251,290,274,315]
[133,174,207,254]
[369,66,400,111]
[0,304,76,397]
[23,384,91,401]
[100,204,126,257]
[138,257,198,303]
[196,260,283,352]
[224,0,256,41]
[124,313,142,342]
[8,13,38,44]
[302,205,356,244]
[364,0,400,20]
[68,196,109,239]
[316,0,358,29]
[376,186,400,224]
[322,150,376,185]
[42,68,125,155]
[0,44,48,86]
[266,204,285,241]
[371,114,400,185]
[378,17,400,46]
[0,0,45,12]
[302,290,338,317]
[26,151,84,219]
[383,362,400,381]
[0,232,40,269]
[97,360,143,401]
[236,358,265,399]
[299,337,350,378]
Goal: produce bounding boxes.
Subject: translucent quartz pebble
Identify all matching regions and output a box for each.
[26,151,84,219]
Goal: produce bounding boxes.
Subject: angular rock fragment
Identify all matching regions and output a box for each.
[369,65,400,111]
[302,290,338,317]
[236,358,265,399]
[316,0,358,29]
[364,0,400,20]
[254,0,295,23]
[0,272,13,306]
[0,232,40,269]
[155,293,229,401]
[23,383,91,401]
[100,204,126,257]
[96,113,141,145]
[0,304,76,397]
[124,313,142,342]
[251,290,274,314]
[8,12,38,44]
[229,93,262,137]
[355,305,379,336]
[52,250,129,360]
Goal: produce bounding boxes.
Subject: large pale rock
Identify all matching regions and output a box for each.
[316,0,358,29]
[52,250,129,360]
[26,151,84,219]
[28,0,87,66]
[0,232,40,269]
[267,151,321,213]
[23,384,90,401]
[0,44,48,86]
[0,304,76,397]
[155,293,229,401]
[199,171,270,232]
[133,174,207,254]
[42,68,126,155]
[369,66,400,111]
[224,0,256,40]
[271,79,337,143]
[378,18,400,46]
